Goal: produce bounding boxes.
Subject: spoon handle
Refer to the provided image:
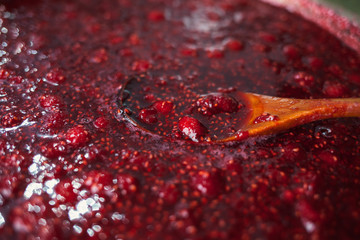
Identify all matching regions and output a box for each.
[257,96,360,119]
[220,94,360,142]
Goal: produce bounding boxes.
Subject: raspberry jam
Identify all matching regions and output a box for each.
[1,0,360,239]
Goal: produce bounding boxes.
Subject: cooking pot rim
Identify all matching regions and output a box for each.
[262,0,360,53]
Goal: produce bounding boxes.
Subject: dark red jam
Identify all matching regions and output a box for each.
[0,0,360,239]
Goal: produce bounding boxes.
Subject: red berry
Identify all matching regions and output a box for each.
[89,48,108,63]
[120,48,133,57]
[191,169,224,197]
[153,100,174,115]
[55,179,77,203]
[1,111,22,127]
[253,113,279,124]
[8,195,59,239]
[234,131,249,141]
[144,93,156,102]
[10,206,36,234]
[207,11,220,21]
[206,49,224,59]
[117,173,138,195]
[65,125,90,147]
[178,116,207,142]
[180,47,197,57]
[253,43,271,53]
[40,111,67,133]
[93,116,109,129]
[317,150,338,165]
[84,170,113,194]
[259,32,276,43]
[0,69,10,79]
[108,35,124,45]
[81,145,103,163]
[9,76,23,84]
[225,159,243,173]
[45,69,66,85]
[196,93,239,116]
[40,141,67,158]
[158,184,179,205]
[147,10,165,21]
[225,39,244,51]
[296,200,320,223]
[283,45,300,59]
[282,190,295,203]
[29,33,46,49]
[0,174,18,199]
[308,57,323,69]
[293,72,315,87]
[139,108,158,124]
[348,74,360,85]
[322,81,348,98]
[129,34,140,45]
[328,64,343,77]
[4,153,26,168]
[132,60,151,72]
[0,139,5,155]
[280,143,306,162]
[39,94,62,109]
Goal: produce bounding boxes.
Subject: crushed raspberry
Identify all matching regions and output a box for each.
[317,150,338,165]
[157,183,179,205]
[1,111,22,127]
[293,72,315,87]
[40,111,67,133]
[225,39,244,51]
[119,48,133,57]
[45,69,66,85]
[296,200,320,225]
[234,131,249,141]
[65,125,90,147]
[55,179,78,203]
[328,64,343,77]
[0,69,10,79]
[191,169,224,197]
[129,33,141,45]
[180,47,197,57]
[147,10,165,21]
[89,48,108,63]
[94,116,109,129]
[139,108,158,124]
[253,113,280,124]
[308,57,324,69]
[117,173,138,195]
[40,141,67,158]
[152,100,174,114]
[259,32,276,43]
[39,94,62,109]
[178,116,207,142]
[196,93,239,116]
[84,170,113,194]
[348,74,360,85]
[132,60,151,72]
[8,76,23,84]
[206,49,224,59]
[322,81,349,98]
[283,44,300,59]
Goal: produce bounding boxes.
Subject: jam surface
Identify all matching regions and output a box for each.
[0,0,360,239]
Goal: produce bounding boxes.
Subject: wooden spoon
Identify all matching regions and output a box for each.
[217,92,360,142]
[119,78,360,142]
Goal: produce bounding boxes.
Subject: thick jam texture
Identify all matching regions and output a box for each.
[0,0,360,239]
